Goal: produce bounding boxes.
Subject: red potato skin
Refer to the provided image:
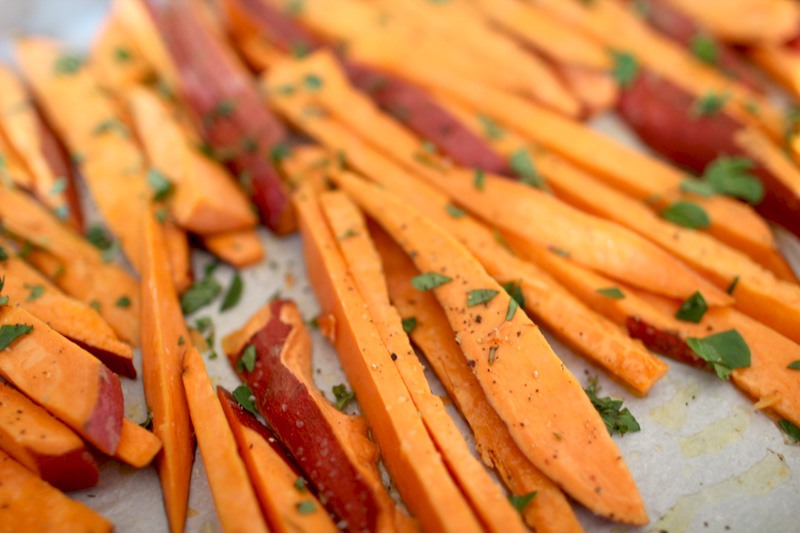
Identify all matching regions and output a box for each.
[227,299,381,532]
[621,0,766,91]
[144,0,294,234]
[618,69,800,237]
[625,316,705,368]
[84,365,125,456]
[222,0,510,174]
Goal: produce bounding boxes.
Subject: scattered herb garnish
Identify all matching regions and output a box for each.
[220,273,243,312]
[505,298,518,320]
[727,276,740,295]
[508,492,537,515]
[139,409,153,430]
[0,246,7,261]
[303,74,323,91]
[468,289,499,307]
[509,149,545,189]
[690,34,718,65]
[53,54,84,75]
[445,204,467,218]
[92,118,129,138]
[337,229,358,240]
[660,201,711,229]
[114,46,132,63]
[610,51,638,87]
[332,384,355,411]
[787,361,800,370]
[675,292,707,323]
[86,224,113,250]
[147,169,174,202]
[585,382,640,435]
[23,284,44,302]
[402,317,417,334]
[476,114,505,140]
[501,281,526,309]
[237,345,257,373]
[0,324,34,350]
[700,156,764,205]
[17,240,33,260]
[549,246,571,258]
[271,143,292,163]
[206,99,236,124]
[778,419,800,443]
[181,276,222,315]
[687,329,751,380]
[49,178,67,196]
[411,272,452,291]
[473,169,485,190]
[296,501,316,515]
[691,92,729,117]
[488,345,498,365]
[596,287,625,300]
[102,240,121,263]
[294,477,308,493]
[233,385,258,416]
[90,300,101,311]
[178,336,185,346]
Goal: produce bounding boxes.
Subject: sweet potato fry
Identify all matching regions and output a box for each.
[141,210,194,533]
[201,229,265,267]
[333,175,647,525]
[0,383,99,492]
[182,347,269,533]
[0,186,140,345]
[0,65,82,228]
[294,185,483,532]
[320,191,526,533]
[218,387,339,533]
[0,128,34,189]
[0,246,135,378]
[371,223,583,533]
[0,449,112,533]
[91,16,153,90]
[113,418,162,469]
[127,87,258,235]
[0,304,124,456]
[222,300,418,533]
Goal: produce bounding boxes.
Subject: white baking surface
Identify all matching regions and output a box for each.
[1,2,798,532]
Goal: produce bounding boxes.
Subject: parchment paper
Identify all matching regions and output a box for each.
[0,2,797,532]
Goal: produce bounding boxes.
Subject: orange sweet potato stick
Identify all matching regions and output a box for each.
[201,229,265,268]
[320,191,527,533]
[0,304,124,456]
[371,223,583,533]
[182,346,269,533]
[141,210,194,533]
[294,184,484,533]
[217,386,339,533]
[91,15,153,91]
[0,186,140,346]
[331,174,648,525]
[0,449,112,533]
[0,246,136,378]
[113,418,163,469]
[0,382,99,492]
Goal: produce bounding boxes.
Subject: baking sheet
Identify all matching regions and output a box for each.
[0,2,798,532]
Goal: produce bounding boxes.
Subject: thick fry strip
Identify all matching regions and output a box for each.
[321,191,526,533]
[113,418,163,469]
[201,229,265,268]
[91,16,153,90]
[141,211,194,533]
[294,184,483,533]
[333,174,647,524]
[0,186,140,345]
[0,449,112,533]
[182,347,269,533]
[372,224,583,533]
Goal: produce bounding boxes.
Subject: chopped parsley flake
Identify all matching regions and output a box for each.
[585,381,640,435]
[402,317,417,334]
[467,289,499,306]
[332,384,355,411]
[220,273,243,312]
[596,287,625,299]
[660,201,711,229]
[411,272,452,291]
[233,385,258,416]
[0,324,33,350]
[675,292,707,323]
[687,329,751,380]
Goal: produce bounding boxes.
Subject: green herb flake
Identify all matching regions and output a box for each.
[147,168,174,202]
[232,384,259,416]
[23,284,44,302]
[91,118,129,138]
[702,156,764,205]
[509,149,545,189]
[0,246,7,261]
[506,297,518,320]
[303,74,323,91]
[271,143,292,163]
[220,272,244,312]
[787,361,800,370]
[296,501,316,515]
[445,204,467,218]
[687,329,751,380]
[90,300,101,311]
[102,240,121,263]
[181,277,222,315]
[402,317,417,334]
[680,178,716,198]
[476,114,505,140]
[660,201,711,229]
[337,229,358,240]
[0,296,7,306]
[139,409,153,430]
[0,324,33,350]
[178,336,185,346]
[332,384,355,411]
[501,281,526,310]
[596,287,625,300]
[113,296,131,309]
[473,169,485,190]
[548,246,571,258]
[675,291,707,323]
[49,178,67,196]
[778,419,800,443]
[585,382,640,435]
[114,46,132,63]
[508,492,537,515]
[610,51,638,88]
[411,272,452,292]
[727,275,740,295]
[691,92,729,118]
[17,241,33,260]
[689,34,718,65]
[467,289,499,307]
[154,207,168,224]
[240,345,257,373]
[206,99,236,123]
[53,54,84,75]
[488,345,498,365]
[294,477,308,493]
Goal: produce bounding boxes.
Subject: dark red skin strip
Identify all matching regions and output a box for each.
[624,316,706,369]
[618,69,800,236]
[228,299,379,533]
[144,1,293,234]
[70,339,136,380]
[621,0,766,91]
[222,0,510,174]
[33,447,99,492]
[82,364,123,456]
